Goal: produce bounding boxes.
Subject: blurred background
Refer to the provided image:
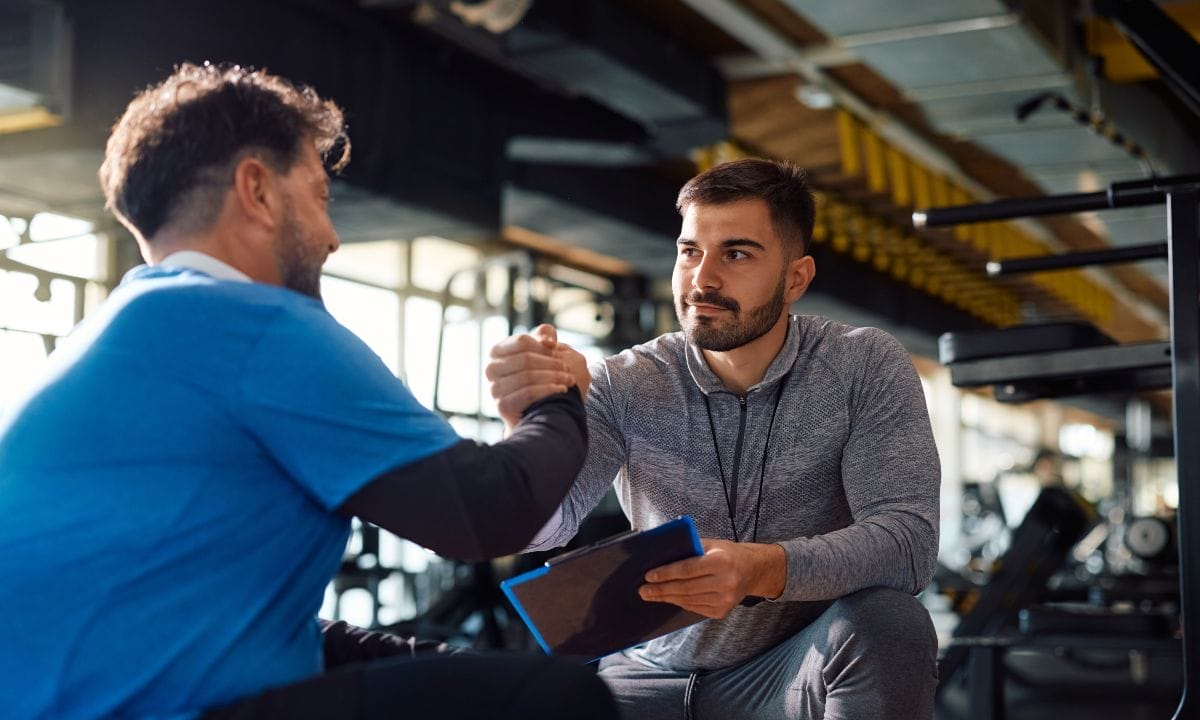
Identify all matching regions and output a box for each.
[2,1,1197,717]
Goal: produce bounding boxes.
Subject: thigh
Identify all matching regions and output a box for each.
[205,653,618,720]
[598,651,694,720]
[694,588,938,720]
[691,629,821,720]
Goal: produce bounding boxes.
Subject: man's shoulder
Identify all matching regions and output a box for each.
[118,267,326,320]
[590,331,688,396]
[97,269,346,362]
[600,331,687,373]
[798,314,903,360]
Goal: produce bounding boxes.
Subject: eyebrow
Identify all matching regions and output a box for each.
[676,237,767,252]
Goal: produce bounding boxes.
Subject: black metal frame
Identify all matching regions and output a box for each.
[986,242,1167,276]
[915,174,1200,718]
[1094,0,1200,119]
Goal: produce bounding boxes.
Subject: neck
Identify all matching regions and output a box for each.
[143,227,221,265]
[701,314,790,395]
[142,225,276,284]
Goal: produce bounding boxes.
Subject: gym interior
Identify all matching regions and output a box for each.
[1,1,1198,718]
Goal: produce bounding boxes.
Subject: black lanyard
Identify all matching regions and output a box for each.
[702,377,787,543]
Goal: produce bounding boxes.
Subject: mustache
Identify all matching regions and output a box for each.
[682,291,739,312]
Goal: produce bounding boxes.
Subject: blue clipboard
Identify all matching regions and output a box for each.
[500,516,706,662]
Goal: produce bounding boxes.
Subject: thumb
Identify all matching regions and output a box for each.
[531,323,558,348]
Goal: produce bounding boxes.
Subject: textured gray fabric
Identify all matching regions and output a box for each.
[532,314,940,672]
[597,587,938,720]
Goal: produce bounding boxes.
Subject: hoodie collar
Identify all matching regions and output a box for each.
[684,315,802,395]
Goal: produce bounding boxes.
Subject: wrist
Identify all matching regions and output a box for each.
[747,542,787,600]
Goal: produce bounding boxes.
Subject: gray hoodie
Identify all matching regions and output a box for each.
[530,314,940,671]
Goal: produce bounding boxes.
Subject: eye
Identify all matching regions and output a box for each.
[727,249,749,260]
[679,246,699,257]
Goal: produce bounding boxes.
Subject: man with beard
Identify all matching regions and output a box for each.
[487,158,940,719]
[0,64,618,720]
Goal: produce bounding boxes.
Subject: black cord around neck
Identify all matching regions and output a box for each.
[702,377,787,543]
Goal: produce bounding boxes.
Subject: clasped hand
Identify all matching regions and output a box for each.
[486,324,591,430]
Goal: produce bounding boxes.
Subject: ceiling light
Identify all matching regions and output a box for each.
[794,83,834,110]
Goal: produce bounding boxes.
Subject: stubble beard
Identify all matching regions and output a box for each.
[676,273,787,352]
[277,200,325,301]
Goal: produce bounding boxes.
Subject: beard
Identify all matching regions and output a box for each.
[676,273,786,352]
[276,202,325,300]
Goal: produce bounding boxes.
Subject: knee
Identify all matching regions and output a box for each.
[826,587,936,659]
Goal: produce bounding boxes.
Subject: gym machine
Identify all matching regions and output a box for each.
[917,171,1200,719]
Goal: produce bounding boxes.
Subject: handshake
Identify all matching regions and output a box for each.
[486,324,591,431]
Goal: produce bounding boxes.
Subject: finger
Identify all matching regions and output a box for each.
[489,333,555,359]
[531,323,558,347]
[639,590,732,618]
[639,576,724,599]
[639,586,725,604]
[645,555,714,583]
[489,370,574,399]
[485,353,566,382]
[549,339,578,357]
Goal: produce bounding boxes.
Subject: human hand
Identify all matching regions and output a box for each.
[552,335,590,402]
[637,539,786,619]
[486,324,582,430]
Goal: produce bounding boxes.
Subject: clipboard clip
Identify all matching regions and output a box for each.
[546,527,641,567]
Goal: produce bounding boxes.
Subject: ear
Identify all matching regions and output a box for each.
[784,255,816,304]
[230,156,283,232]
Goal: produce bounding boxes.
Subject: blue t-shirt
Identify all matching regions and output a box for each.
[0,267,461,719]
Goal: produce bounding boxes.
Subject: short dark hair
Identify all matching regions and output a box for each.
[676,158,815,257]
[99,62,349,241]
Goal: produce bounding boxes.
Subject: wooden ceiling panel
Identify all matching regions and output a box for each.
[729,75,842,171]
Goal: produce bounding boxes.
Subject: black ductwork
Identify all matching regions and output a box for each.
[1,0,682,239]
[382,0,728,163]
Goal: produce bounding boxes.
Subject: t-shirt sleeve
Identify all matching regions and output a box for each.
[235,305,461,510]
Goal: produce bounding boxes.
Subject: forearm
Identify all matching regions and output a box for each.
[775,512,938,601]
[338,388,587,561]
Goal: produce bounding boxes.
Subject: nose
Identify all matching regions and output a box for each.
[692,253,721,291]
[328,230,340,254]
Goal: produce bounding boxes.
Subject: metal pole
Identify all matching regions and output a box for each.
[985,242,1167,276]
[913,173,1200,228]
[1168,189,1200,719]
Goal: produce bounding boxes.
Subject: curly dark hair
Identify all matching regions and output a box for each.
[99,62,350,241]
[676,158,815,258]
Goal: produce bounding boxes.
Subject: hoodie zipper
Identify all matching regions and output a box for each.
[727,394,748,522]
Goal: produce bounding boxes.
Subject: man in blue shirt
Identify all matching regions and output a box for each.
[0,63,614,720]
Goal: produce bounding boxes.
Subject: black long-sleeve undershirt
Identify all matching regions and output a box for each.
[336,388,586,562]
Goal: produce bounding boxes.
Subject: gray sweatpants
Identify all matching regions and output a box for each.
[597,587,938,720]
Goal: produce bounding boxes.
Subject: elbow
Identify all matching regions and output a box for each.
[907,530,938,593]
[459,457,564,560]
[471,508,553,560]
[910,552,937,594]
